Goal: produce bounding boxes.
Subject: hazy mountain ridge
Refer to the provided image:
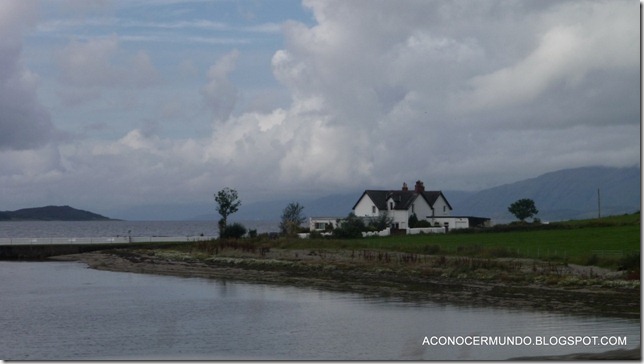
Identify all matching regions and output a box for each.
[447,166,640,222]
[0,205,114,221]
[235,166,639,223]
[106,165,639,222]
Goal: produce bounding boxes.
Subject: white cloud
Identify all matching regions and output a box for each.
[0,0,639,215]
[456,0,638,114]
[201,50,240,121]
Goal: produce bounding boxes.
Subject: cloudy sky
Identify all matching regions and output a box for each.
[0,0,639,219]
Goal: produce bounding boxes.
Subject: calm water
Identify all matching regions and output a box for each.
[0,220,278,238]
[0,261,639,360]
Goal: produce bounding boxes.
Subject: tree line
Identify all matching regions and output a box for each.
[214,187,306,239]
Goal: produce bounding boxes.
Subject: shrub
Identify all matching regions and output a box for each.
[369,212,393,231]
[333,213,366,239]
[221,223,247,239]
[414,220,433,228]
[618,252,640,271]
[408,213,419,228]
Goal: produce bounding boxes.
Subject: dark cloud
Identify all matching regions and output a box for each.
[0,3,55,151]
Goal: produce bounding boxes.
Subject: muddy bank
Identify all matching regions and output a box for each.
[50,248,640,320]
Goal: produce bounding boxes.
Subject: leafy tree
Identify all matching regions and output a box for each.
[368,211,393,231]
[280,202,306,236]
[214,187,241,236]
[508,198,539,222]
[333,213,366,239]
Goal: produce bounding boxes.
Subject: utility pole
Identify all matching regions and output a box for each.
[597,188,601,219]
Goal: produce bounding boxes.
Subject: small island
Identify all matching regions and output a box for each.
[0,205,115,221]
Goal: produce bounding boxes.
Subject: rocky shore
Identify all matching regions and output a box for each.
[50,247,640,319]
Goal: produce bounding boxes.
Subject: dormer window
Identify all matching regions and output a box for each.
[389,202,394,210]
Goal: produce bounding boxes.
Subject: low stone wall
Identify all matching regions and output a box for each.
[408,227,445,235]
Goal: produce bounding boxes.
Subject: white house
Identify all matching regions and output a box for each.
[308,216,340,232]
[352,180,490,232]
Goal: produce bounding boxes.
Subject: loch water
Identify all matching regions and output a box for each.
[0,220,278,239]
[0,261,639,360]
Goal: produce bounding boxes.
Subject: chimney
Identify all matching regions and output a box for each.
[402,182,408,191]
[414,180,425,193]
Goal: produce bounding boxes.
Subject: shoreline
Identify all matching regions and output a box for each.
[50,248,640,319]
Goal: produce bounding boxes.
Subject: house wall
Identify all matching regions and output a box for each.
[309,217,342,231]
[427,217,470,230]
[430,195,452,217]
[411,195,433,220]
[353,195,379,217]
[390,209,409,229]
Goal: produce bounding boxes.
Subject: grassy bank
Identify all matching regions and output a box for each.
[256,213,640,269]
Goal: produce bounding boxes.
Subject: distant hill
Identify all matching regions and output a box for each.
[233,166,640,224]
[105,165,639,222]
[446,166,640,223]
[0,205,115,221]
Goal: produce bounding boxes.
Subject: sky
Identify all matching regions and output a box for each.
[0,0,640,219]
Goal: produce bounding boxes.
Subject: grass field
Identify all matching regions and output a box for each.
[274,213,641,268]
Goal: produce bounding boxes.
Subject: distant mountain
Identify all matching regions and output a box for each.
[0,205,115,221]
[446,166,640,223]
[103,165,639,222]
[231,192,362,221]
[226,166,640,224]
[268,166,640,223]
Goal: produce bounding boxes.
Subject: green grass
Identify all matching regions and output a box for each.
[275,213,641,268]
[168,213,640,269]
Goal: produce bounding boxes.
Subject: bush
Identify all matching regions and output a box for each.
[221,223,247,239]
[369,212,393,231]
[618,252,640,271]
[333,213,366,239]
[414,220,433,228]
[408,213,419,228]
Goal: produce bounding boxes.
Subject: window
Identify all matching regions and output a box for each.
[411,204,415,213]
[443,206,446,212]
[372,205,376,214]
[389,202,394,210]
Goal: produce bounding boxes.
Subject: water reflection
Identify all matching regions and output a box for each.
[0,261,639,360]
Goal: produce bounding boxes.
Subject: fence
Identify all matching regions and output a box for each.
[0,236,217,246]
